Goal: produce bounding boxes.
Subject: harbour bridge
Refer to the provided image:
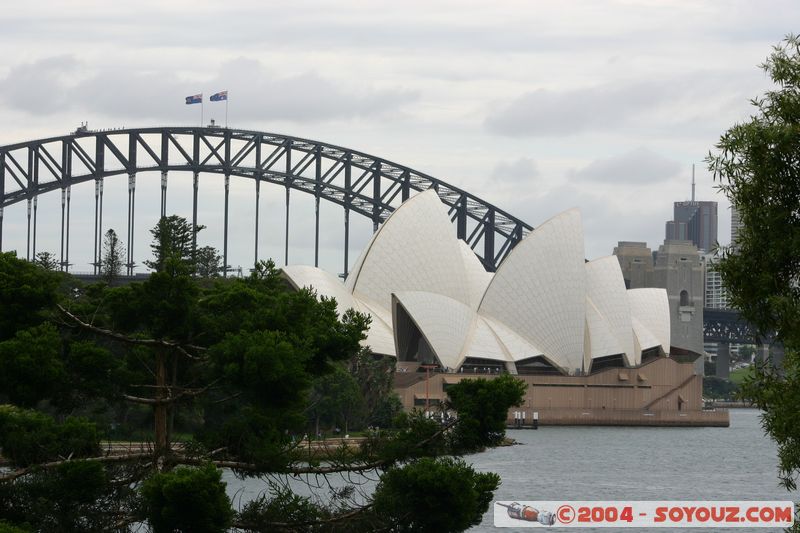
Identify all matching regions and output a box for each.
[703,307,782,376]
[0,125,780,374]
[0,125,532,276]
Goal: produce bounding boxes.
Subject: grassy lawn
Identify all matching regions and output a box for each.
[729,365,755,385]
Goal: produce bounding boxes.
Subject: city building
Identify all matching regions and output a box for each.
[665,201,718,253]
[613,241,654,289]
[703,254,729,310]
[614,239,705,374]
[282,190,726,426]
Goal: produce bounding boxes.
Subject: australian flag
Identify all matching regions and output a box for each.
[210,91,228,102]
[185,94,202,105]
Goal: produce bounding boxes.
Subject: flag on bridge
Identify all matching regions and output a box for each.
[185,94,202,105]
[210,91,228,102]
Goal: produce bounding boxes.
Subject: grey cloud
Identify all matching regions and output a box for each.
[1,55,80,114]
[491,157,539,183]
[570,147,681,185]
[208,58,418,122]
[484,82,662,137]
[495,183,670,259]
[483,69,765,138]
[0,56,418,123]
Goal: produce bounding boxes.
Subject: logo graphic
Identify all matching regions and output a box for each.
[497,502,556,526]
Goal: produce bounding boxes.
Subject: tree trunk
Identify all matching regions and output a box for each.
[167,352,178,449]
[154,349,169,456]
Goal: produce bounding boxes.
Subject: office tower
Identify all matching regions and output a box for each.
[664,167,718,252]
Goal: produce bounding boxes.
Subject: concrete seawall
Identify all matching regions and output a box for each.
[507,407,729,427]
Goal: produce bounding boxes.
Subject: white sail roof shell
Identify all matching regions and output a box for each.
[392,291,475,370]
[627,288,671,356]
[356,297,398,357]
[631,316,662,357]
[482,316,546,362]
[462,317,514,364]
[479,209,586,373]
[585,256,636,365]
[346,190,471,311]
[282,265,358,311]
[457,241,493,310]
[284,192,673,375]
[585,299,624,368]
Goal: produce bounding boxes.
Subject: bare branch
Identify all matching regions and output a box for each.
[123,379,221,405]
[57,304,207,357]
[0,453,153,482]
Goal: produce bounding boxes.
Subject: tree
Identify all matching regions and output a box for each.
[33,251,59,271]
[707,34,800,491]
[371,457,499,532]
[446,374,528,451]
[195,245,223,278]
[101,229,124,282]
[0,252,60,342]
[140,463,234,533]
[145,215,204,275]
[0,221,527,531]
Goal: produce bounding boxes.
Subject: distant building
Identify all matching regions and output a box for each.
[702,253,729,360]
[665,201,718,253]
[612,241,653,289]
[614,239,705,374]
[703,254,729,310]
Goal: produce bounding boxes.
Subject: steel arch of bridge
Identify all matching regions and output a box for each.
[703,308,762,344]
[0,126,532,275]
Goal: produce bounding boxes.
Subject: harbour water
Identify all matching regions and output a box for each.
[470,408,797,531]
[224,409,798,531]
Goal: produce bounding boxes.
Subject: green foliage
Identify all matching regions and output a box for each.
[0,324,65,407]
[369,393,403,429]
[729,365,755,385]
[0,521,31,533]
[309,364,366,434]
[140,464,233,533]
[32,251,59,271]
[348,348,399,428]
[101,228,124,283]
[238,483,328,530]
[105,271,198,339]
[446,373,527,451]
[0,252,59,342]
[372,457,500,533]
[367,409,448,463]
[0,461,121,532]
[707,34,800,490]
[145,215,204,276]
[196,245,223,277]
[0,405,100,466]
[63,340,126,403]
[702,376,738,400]
[0,214,516,531]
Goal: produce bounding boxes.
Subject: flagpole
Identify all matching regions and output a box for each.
[225,96,228,128]
[201,98,204,127]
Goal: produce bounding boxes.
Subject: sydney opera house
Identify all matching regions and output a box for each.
[283,191,728,427]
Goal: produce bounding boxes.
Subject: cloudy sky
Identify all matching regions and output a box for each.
[0,0,796,274]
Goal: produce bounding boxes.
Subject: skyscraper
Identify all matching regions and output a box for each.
[665,201,718,252]
[664,168,718,252]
